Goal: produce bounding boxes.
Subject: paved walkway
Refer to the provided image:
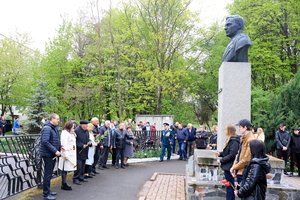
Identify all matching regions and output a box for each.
[282,173,300,190]
[138,173,185,200]
[27,157,186,200]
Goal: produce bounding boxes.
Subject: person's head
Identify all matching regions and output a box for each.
[64,121,75,133]
[127,119,132,123]
[187,123,193,129]
[127,126,132,132]
[212,125,218,133]
[175,122,179,127]
[225,124,236,137]
[79,120,89,130]
[279,123,286,131]
[293,128,300,135]
[87,123,94,132]
[178,123,183,129]
[119,123,125,130]
[250,139,266,159]
[91,117,99,126]
[49,113,60,126]
[224,15,244,38]
[104,120,111,128]
[236,119,252,134]
[163,123,169,130]
[257,127,264,135]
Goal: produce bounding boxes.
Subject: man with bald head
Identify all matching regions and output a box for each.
[222,15,252,62]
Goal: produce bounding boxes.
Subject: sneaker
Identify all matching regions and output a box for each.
[43,195,56,200]
[50,191,57,196]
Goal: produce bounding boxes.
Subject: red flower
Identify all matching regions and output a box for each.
[220,179,235,189]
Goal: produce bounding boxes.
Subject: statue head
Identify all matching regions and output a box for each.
[224,15,244,38]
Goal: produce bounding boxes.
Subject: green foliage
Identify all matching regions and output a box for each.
[133,149,161,158]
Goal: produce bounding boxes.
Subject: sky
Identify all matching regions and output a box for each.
[0,0,232,52]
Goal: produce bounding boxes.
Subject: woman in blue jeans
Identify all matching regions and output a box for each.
[216,125,240,200]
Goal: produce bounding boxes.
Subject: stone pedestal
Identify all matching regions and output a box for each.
[217,62,251,151]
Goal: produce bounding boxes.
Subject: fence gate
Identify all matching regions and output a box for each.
[0,134,42,199]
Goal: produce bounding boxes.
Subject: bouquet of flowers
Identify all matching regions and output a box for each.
[220,179,235,189]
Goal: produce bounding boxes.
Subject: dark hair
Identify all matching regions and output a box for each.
[64,121,74,132]
[250,139,266,158]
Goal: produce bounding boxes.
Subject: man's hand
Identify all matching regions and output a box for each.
[234,190,239,197]
[230,167,236,177]
[282,146,288,151]
[55,151,61,157]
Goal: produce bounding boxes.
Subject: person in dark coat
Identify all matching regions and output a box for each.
[195,126,208,149]
[209,125,218,150]
[216,125,240,200]
[185,123,196,157]
[275,123,291,174]
[159,123,173,161]
[289,128,300,177]
[40,113,61,200]
[235,139,271,200]
[114,123,127,169]
[98,120,113,169]
[177,123,187,160]
[73,120,90,185]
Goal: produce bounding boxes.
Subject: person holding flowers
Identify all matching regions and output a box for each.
[216,124,240,200]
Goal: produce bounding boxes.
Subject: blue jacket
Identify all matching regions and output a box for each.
[40,122,61,157]
[161,130,173,146]
[185,128,196,141]
[177,128,186,142]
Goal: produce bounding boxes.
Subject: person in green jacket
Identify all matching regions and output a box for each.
[159,123,173,162]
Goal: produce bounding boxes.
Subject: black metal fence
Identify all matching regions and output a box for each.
[0,130,166,199]
[0,134,41,199]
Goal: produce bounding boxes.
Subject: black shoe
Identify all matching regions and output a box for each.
[50,191,57,196]
[178,158,183,160]
[93,171,100,174]
[79,179,88,182]
[284,171,288,175]
[90,172,96,176]
[103,165,109,169]
[61,183,72,190]
[289,172,294,177]
[121,166,125,169]
[159,160,163,162]
[73,180,81,185]
[43,195,56,200]
[98,166,104,170]
[115,165,119,169]
[124,163,129,167]
[84,175,93,179]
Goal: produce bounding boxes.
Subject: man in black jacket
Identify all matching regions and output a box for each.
[40,113,61,200]
[73,120,90,185]
[275,123,291,174]
[114,123,127,169]
[289,128,300,177]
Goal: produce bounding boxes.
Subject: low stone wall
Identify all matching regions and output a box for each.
[186,149,300,200]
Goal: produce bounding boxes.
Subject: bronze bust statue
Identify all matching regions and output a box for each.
[222,15,252,62]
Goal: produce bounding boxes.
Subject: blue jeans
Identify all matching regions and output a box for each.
[224,170,235,200]
[42,157,56,197]
[160,145,171,161]
[178,142,187,159]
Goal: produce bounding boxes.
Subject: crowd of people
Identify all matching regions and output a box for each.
[38,113,299,200]
[40,114,137,200]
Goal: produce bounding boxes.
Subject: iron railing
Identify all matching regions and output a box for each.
[0,130,169,199]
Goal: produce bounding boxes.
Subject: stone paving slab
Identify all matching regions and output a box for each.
[282,173,300,190]
[138,173,185,200]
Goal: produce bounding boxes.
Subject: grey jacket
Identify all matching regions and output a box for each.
[275,130,291,149]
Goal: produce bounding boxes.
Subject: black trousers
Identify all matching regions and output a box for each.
[112,148,117,165]
[116,148,124,167]
[276,148,289,171]
[99,146,110,167]
[42,157,56,197]
[290,152,300,174]
[73,159,86,181]
[92,146,100,172]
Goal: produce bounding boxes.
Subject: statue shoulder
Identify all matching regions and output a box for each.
[235,33,252,50]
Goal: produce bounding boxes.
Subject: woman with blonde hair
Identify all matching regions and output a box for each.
[254,127,265,142]
[216,125,240,200]
[84,123,97,178]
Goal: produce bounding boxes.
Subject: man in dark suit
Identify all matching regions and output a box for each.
[40,113,61,200]
[73,120,90,185]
